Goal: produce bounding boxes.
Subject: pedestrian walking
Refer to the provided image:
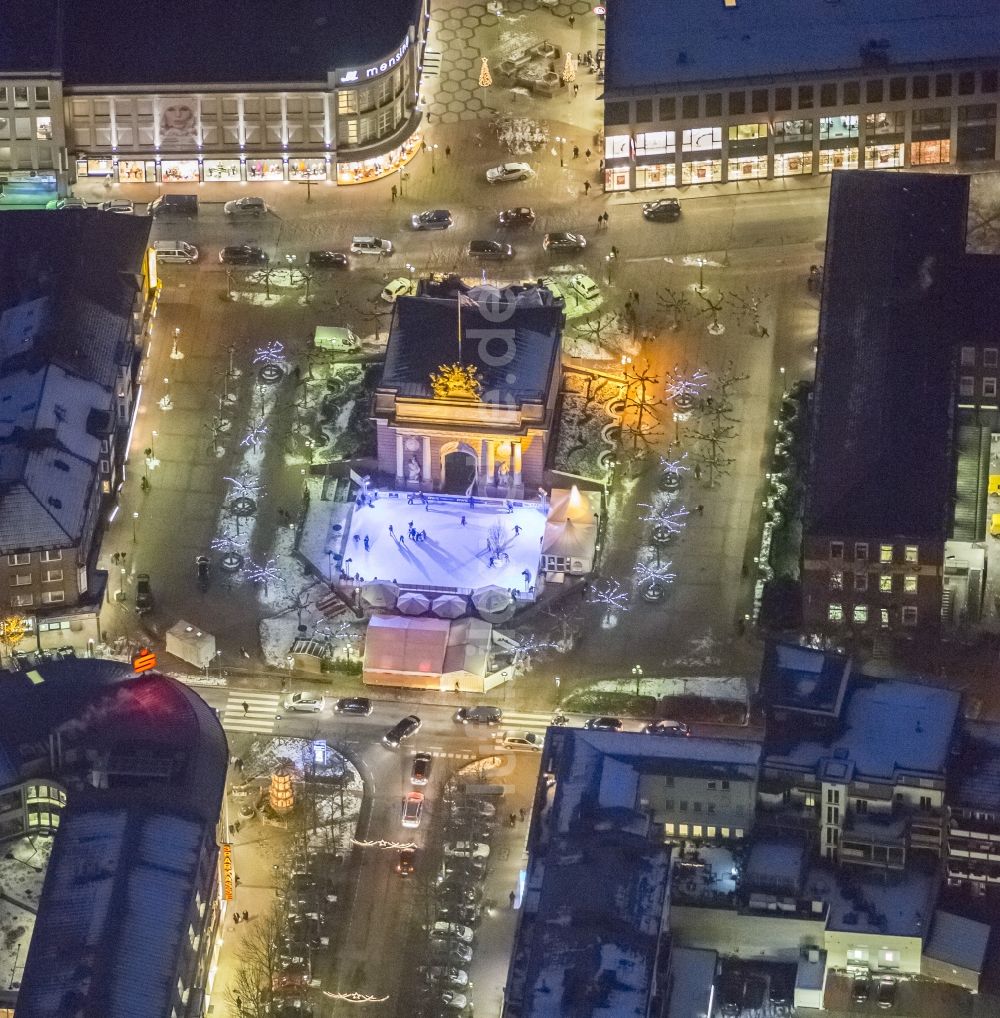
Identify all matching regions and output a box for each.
[598,215,603,231]
[391,184,397,202]
[461,515,467,526]
[228,824,235,837]
[234,913,241,925]
[585,148,592,159]
[696,504,704,514]
[509,891,516,908]
[584,180,591,194]
[234,821,241,834]
[353,533,361,545]
[420,530,427,541]
[694,464,702,480]
[509,812,517,827]
[514,524,522,535]
[445,145,451,157]
[519,807,526,821]
[388,524,394,536]
[242,910,249,922]
[489,556,495,568]
[235,874,241,886]
[399,535,405,546]
[599,158,605,171]
[236,995,243,1012]
[573,145,580,158]
[427,110,432,122]
[242,701,249,716]
[573,83,579,97]
[363,535,370,551]
[611,244,619,258]
[568,14,575,27]
[633,289,640,303]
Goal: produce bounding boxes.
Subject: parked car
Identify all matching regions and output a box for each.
[380,277,416,303]
[569,273,600,300]
[224,195,269,216]
[876,978,896,1009]
[424,966,469,988]
[410,753,432,786]
[152,240,199,263]
[284,693,326,713]
[308,250,349,269]
[443,841,490,859]
[498,206,535,227]
[351,236,393,255]
[401,791,424,828]
[427,921,474,944]
[438,881,482,905]
[53,196,89,210]
[468,239,514,260]
[431,941,473,965]
[219,244,268,265]
[436,857,488,883]
[499,731,542,751]
[135,573,153,614]
[851,975,870,1003]
[642,198,682,222]
[486,162,533,183]
[383,714,421,748]
[148,194,198,217]
[396,849,416,877]
[98,199,134,214]
[439,991,468,1011]
[644,721,690,737]
[335,697,373,716]
[543,231,587,253]
[455,706,503,725]
[584,716,623,731]
[411,209,453,231]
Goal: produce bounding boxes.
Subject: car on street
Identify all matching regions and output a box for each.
[219,244,268,265]
[498,206,536,227]
[380,277,417,303]
[569,273,600,300]
[459,798,497,818]
[401,791,424,828]
[284,693,326,713]
[876,978,896,1009]
[53,196,89,210]
[454,706,503,725]
[431,941,473,965]
[98,199,135,214]
[383,714,422,748]
[443,841,490,859]
[439,881,482,905]
[642,198,682,222]
[224,195,269,217]
[334,696,373,716]
[396,849,415,877]
[499,731,542,751]
[428,921,474,944]
[584,716,623,731]
[135,573,153,614]
[468,239,514,260]
[410,753,432,786]
[351,235,393,255]
[411,208,453,231]
[486,162,533,183]
[307,250,349,269]
[543,231,587,253]
[439,991,468,1011]
[644,721,691,737]
[851,975,870,1003]
[424,966,469,988]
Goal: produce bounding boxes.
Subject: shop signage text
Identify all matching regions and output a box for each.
[221,843,234,900]
[339,36,410,84]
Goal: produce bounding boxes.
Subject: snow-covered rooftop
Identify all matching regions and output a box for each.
[766,678,959,781]
[605,0,1000,93]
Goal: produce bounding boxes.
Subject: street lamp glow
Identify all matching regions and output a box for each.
[132,511,139,543]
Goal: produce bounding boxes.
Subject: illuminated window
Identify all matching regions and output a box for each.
[681,127,721,152]
[337,91,356,115]
[853,605,868,623]
[880,544,893,563]
[830,571,843,590]
[728,123,768,140]
[720,827,730,838]
[880,608,890,628]
[691,825,703,837]
[735,828,744,839]
[904,576,917,593]
[706,826,716,838]
[664,822,675,836]
[904,545,919,564]
[880,575,892,593]
[678,824,689,836]
[828,603,843,621]
[605,135,629,159]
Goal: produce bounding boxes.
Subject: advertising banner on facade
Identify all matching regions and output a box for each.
[220,843,234,900]
[157,97,199,147]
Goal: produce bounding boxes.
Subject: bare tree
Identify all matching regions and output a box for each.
[226,903,288,1018]
[657,287,692,330]
[696,289,726,335]
[572,310,628,351]
[726,286,770,336]
[685,421,737,487]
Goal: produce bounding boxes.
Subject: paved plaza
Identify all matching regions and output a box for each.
[335,491,549,595]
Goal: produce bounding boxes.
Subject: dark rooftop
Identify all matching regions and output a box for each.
[604,0,1000,95]
[949,721,1000,813]
[805,172,968,540]
[380,289,563,405]
[762,643,851,718]
[1,0,422,85]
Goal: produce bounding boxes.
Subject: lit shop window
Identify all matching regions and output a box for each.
[605,135,629,159]
[681,127,721,152]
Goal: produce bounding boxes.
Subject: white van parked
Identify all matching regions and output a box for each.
[152,240,199,264]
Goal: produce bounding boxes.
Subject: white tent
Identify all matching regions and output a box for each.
[165,620,216,669]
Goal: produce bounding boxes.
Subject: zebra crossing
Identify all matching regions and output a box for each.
[222,691,283,734]
[494,710,556,735]
[421,48,442,78]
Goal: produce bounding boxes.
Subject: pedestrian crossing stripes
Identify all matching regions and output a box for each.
[422,49,442,78]
[223,691,282,734]
[497,710,557,734]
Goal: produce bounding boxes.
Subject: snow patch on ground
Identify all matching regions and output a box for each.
[586,675,748,703]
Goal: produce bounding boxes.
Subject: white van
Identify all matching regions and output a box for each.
[350,236,393,256]
[153,240,199,264]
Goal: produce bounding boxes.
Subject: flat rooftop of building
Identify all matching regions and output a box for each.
[762,643,851,717]
[604,0,1000,93]
[667,947,717,1018]
[949,720,1000,812]
[766,676,960,781]
[0,0,421,84]
[805,172,969,540]
[925,910,990,974]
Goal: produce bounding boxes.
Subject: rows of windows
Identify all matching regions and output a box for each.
[0,85,51,107]
[830,572,919,593]
[6,550,62,566]
[828,603,918,625]
[665,799,717,813]
[9,591,65,608]
[608,70,1000,125]
[829,542,918,563]
[663,776,729,790]
[664,823,744,838]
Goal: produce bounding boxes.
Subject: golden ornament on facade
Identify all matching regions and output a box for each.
[430,362,484,401]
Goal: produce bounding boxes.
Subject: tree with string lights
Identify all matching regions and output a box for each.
[589,577,631,628]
